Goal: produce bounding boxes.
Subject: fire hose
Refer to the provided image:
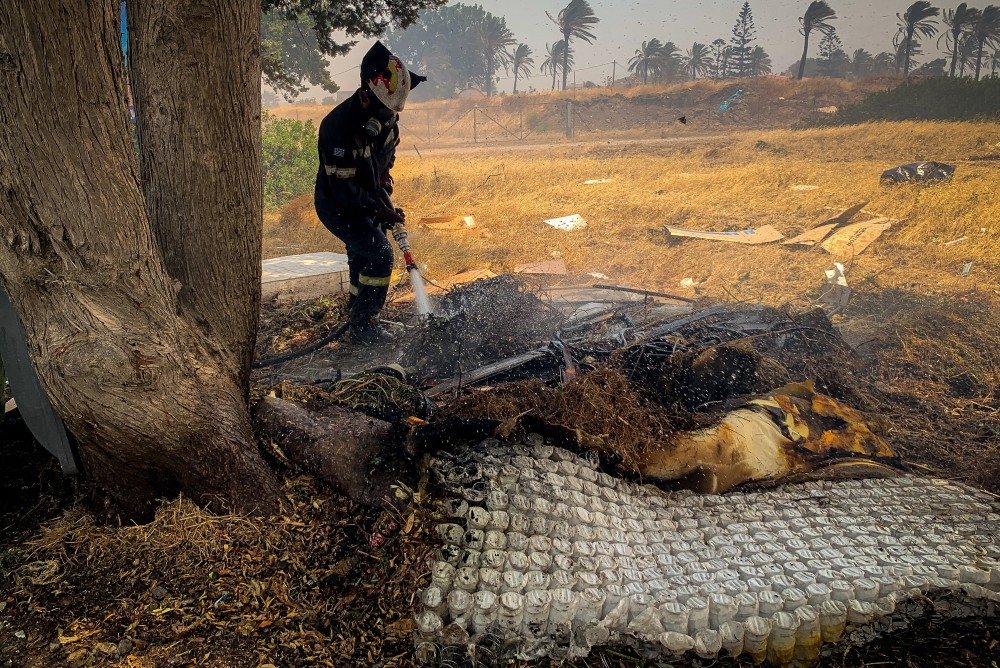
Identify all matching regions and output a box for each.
[252,190,423,370]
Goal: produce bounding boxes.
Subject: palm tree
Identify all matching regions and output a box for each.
[938,3,980,77]
[750,45,772,75]
[958,33,978,75]
[547,0,599,90]
[852,48,874,77]
[993,47,1000,75]
[895,1,940,76]
[659,41,684,82]
[507,43,534,93]
[893,38,924,75]
[685,42,711,79]
[970,5,1000,80]
[540,40,572,90]
[477,13,515,96]
[873,51,896,75]
[629,38,664,85]
[797,1,838,80]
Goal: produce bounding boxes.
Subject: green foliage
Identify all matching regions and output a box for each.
[798,1,838,80]
[818,32,850,77]
[629,38,665,84]
[540,40,573,90]
[262,12,338,100]
[730,1,757,78]
[709,38,731,79]
[686,42,711,79]
[384,3,495,100]
[894,1,940,75]
[547,0,600,90]
[507,43,535,93]
[261,111,317,211]
[261,0,447,100]
[477,12,516,96]
[750,45,772,75]
[628,39,682,84]
[915,57,948,75]
[806,77,1000,126]
[939,3,980,77]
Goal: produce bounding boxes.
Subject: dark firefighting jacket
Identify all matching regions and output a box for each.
[314,90,399,224]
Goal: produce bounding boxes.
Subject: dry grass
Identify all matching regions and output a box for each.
[441,370,680,474]
[8,118,995,667]
[7,476,439,667]
[266,119,1000,495]
[272,121,1000,304]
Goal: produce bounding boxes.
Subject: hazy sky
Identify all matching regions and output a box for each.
[314,0,967,96]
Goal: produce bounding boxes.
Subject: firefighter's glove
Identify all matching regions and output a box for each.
[380,173,395,196]
[374,204,406,230]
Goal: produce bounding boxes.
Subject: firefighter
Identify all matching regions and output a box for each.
[314,41,425,345]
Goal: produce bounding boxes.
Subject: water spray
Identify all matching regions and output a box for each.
[252,189,432,369]
[382,188,433,316]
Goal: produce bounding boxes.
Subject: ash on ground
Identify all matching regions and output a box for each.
[400,276,564,381]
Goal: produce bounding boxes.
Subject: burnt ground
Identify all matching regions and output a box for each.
[1,282,999,668]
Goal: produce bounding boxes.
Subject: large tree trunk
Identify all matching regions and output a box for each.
[0,0,279,515]
[129,0,262,392]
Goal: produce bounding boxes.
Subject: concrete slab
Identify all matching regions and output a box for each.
[262,252,350,303]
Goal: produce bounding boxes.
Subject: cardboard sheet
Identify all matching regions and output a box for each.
[664,224,784,245]
[821,219,892,256]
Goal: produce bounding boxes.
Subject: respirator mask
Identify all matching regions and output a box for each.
[364,112,397,138]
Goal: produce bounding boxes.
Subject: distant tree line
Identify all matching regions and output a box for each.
[262,0,1000,102]
[791,1,1000,79]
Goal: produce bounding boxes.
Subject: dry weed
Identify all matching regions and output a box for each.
[10,477,438,667]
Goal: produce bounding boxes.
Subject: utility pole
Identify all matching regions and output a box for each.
[566,100,574,139]
[612,60,616,87]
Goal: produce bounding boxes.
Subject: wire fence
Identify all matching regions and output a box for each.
[393,85,824,147]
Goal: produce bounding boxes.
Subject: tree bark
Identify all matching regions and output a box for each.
[904,31,913,76]
[129,0,262,392]
[797,32,810,80]
[562,35,570,91]
[950,30,960,77]
[0,0,279,515]
[254,398,416,507]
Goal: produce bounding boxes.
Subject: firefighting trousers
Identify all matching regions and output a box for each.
[316,212,394,329]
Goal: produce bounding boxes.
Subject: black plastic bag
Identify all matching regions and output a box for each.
[880,161,955,185]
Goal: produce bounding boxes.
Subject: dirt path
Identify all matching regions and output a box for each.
[396,131,728,156]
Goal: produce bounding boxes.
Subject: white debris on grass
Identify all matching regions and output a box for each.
[544,215,588,231]
[417,439,1000,664]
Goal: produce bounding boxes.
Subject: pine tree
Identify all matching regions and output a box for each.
[710,38,731,79]
[730,1,757,77]
[818,31,847,77]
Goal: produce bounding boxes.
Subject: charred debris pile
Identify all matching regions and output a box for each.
[255,275,899,505]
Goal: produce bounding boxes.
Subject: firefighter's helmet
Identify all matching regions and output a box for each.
[361,41,425,113]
